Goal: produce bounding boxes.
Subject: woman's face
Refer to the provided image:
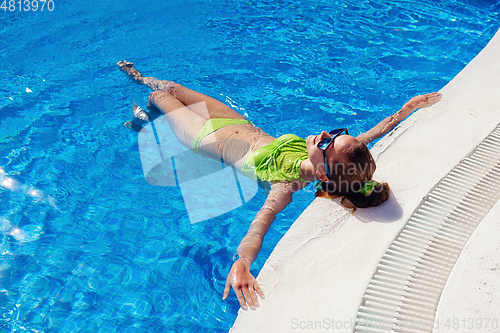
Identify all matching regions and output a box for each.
[305,131,359,181]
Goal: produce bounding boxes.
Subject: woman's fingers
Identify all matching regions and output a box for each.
[236,288,249,310]
[254,280,265,300]
[222,262,264,310]
[416,92,442,108]
[426,92,442,102]
[242,286,258,310]
[431,92,442,101]
[223,282,264,310]
[222,280,231,300]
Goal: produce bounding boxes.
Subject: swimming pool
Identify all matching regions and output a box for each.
[0,0,498,331]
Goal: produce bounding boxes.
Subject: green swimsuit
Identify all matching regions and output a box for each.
[191,118,253,155]
[242,134,309,182]
[192,118,309,182]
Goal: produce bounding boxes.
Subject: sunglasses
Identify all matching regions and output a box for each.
[316,128,348,180]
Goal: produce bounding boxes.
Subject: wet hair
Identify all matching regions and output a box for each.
[315,140,390,208]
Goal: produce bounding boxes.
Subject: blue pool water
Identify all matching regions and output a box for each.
[1,0,499,331]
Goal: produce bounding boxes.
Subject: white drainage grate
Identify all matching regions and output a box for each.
[355,125,500,333]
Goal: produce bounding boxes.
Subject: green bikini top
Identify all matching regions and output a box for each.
[241,134,309,182]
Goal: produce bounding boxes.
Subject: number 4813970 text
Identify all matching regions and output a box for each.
[1,0,55,11]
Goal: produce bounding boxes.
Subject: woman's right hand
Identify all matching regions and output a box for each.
[402,92,442,116]
[222,259,264,310]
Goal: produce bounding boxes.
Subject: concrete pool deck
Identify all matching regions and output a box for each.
[230,28,500,332]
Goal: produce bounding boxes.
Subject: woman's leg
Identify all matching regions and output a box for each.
[166,83,246,121]
[146,91,208,152]
[118,61,251,160]
[148,91,232,160]
[117,61,246,120]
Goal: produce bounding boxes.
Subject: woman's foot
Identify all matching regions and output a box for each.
[124,101,149,131]
[117,60,143,81]
[117,60,175,91]
[132,100,149,122]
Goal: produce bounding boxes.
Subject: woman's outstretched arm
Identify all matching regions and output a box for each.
[356,92,442,145]
[222,181,305,310]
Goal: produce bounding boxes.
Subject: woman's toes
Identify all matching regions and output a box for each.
[117,60,134,69]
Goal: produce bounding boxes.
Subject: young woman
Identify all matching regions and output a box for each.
[117,61,442,310]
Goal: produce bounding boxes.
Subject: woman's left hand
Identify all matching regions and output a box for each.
[222,259,264,310]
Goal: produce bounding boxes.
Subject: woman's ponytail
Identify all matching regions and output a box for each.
[315,180,390,209]
[343,181,390,208]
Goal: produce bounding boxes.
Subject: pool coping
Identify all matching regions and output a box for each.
[230,28,500,333]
